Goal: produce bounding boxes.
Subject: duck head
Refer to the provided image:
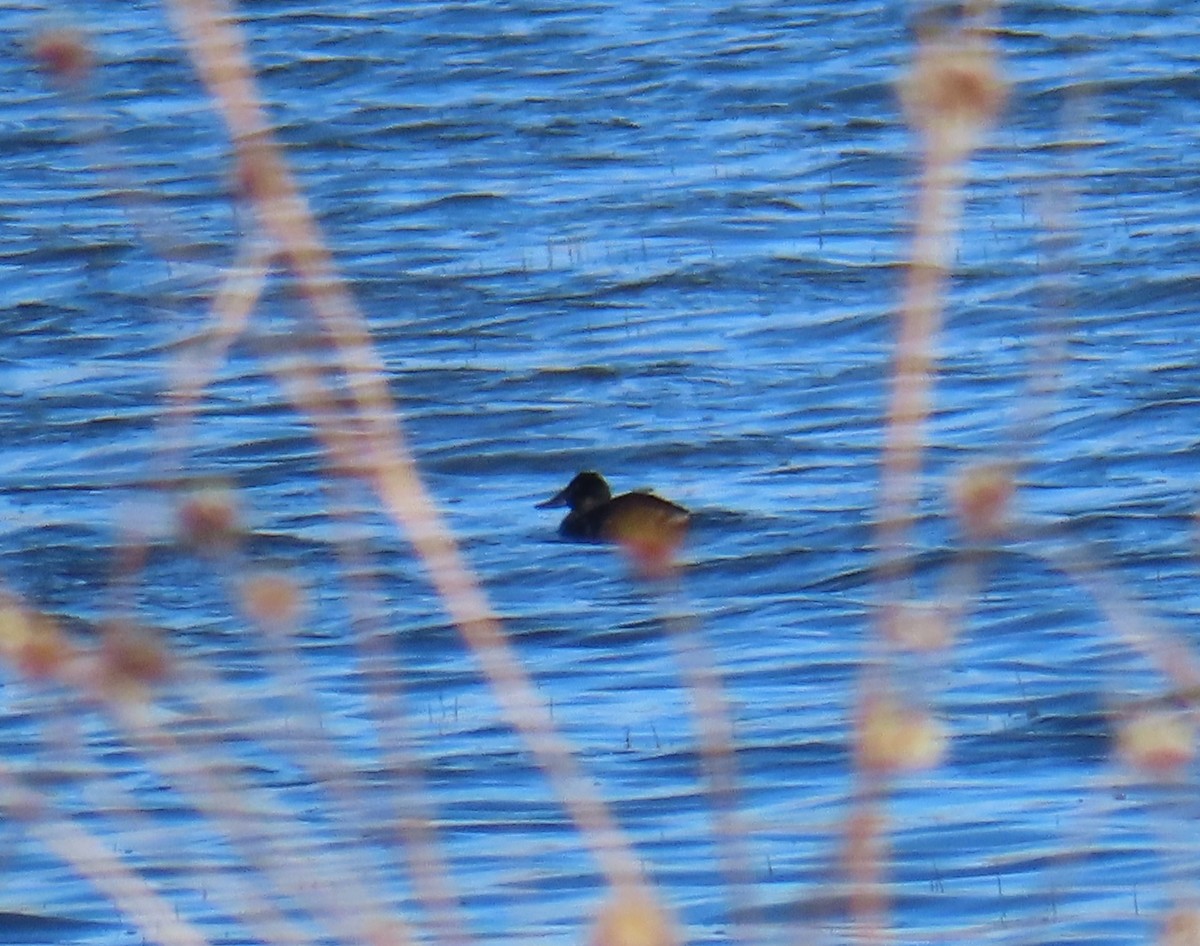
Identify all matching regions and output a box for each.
[536,471,612,513]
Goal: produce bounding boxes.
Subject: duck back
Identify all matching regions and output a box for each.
[582,491,689,545]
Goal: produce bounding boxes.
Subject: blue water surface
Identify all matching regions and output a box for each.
[1,1,1200,944]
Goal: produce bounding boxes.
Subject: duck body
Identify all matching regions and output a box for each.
[537,471,690,545]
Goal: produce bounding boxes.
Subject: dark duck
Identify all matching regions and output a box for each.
[537,471,690,547]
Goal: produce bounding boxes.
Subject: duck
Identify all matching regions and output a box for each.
[537,471,690,546]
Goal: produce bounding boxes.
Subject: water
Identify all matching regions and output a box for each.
[1,1,1200,944]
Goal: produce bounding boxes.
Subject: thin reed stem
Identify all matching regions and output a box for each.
[877,151,968,637]
[660,598,757,945]
[163,0,650,902]
[0,766,214,946]
[860,21,1005,942]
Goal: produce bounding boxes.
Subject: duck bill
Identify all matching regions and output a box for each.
[536,487,569,509]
